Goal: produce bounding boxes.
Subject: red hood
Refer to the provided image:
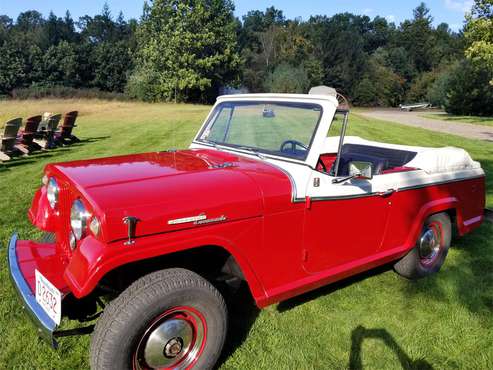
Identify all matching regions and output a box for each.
[47,149,293,242]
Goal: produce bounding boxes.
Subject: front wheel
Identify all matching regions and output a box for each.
[394,213,451,279]
[90,268,227,370]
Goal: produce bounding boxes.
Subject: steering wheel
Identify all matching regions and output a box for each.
[280,140,308,156]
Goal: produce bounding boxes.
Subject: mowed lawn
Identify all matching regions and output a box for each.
[0,99,492,370]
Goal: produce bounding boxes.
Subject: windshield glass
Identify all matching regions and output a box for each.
[199,101,322,160]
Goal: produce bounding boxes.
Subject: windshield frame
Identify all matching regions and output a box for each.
[195,100,324,162]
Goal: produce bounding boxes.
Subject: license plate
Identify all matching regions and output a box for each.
[35,269,61,325]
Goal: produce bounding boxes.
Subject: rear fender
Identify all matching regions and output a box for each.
[406,197,461,247]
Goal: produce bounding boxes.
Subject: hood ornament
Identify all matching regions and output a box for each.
[123,216,139,245]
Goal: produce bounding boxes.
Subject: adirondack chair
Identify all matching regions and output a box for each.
[17,115,42,153]
[37,112,52,132]
[54,111,79,145]
[34,113,62,149]
[0,118,23,161]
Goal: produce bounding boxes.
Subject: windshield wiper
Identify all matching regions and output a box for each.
[236,146,265,159]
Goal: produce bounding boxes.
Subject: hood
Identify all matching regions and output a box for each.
[49,149,292,242]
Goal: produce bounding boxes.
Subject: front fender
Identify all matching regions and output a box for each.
[29,187,59,232]
[63,217,267,305]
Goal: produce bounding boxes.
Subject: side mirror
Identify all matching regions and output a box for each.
[348,161,373,180]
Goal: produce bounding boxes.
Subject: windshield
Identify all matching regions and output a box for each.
[198,101,322,160]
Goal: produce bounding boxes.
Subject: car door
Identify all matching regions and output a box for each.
[302,172,392,273]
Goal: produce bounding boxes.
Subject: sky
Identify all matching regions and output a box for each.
[0,0,474,31]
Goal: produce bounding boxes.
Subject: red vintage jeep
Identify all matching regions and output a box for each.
[8,87,485,369]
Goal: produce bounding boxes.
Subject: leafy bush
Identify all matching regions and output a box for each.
[10,85,130,100]
[406,71,436,102]
[265,63,309,93]
[352,54,404,106]
[427,65,455,108]
[443,59,493,116]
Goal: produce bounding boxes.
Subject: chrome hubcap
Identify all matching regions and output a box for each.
[134,308,206,370]
[419,225,441,264]
[164,337,184,358]
[144,318,192,367]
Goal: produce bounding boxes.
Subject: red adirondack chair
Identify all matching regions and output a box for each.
[54,111,79,145]
[17,115,42,153]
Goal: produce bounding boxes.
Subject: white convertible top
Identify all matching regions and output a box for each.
[323,136,480,174]
[406,147,480,174]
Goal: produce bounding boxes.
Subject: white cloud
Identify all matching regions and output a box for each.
[362,8,374,15]
[385,15,396,22]
[444,0,474,13]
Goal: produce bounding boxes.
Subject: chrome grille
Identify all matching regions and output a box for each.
[57,179,73,255]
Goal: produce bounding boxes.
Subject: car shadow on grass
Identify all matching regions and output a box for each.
[400,221,493,319]
[349,325,433,370]
[216,282,260,368]
[277,264,393,313]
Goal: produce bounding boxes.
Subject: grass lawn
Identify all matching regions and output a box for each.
[1,99,492,369]
[422,112,493,127]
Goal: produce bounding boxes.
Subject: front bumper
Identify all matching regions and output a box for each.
[7,233,61,348]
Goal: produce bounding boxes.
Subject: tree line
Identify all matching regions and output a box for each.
[0,0,492,115]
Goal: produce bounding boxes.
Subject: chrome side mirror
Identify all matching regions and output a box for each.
[349,161,373,180]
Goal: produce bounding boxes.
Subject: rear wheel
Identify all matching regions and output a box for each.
[90,268,227,370]
[394,213,451,279]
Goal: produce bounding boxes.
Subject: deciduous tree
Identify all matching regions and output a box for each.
[131,0,241,102]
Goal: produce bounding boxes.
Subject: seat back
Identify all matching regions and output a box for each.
[60,111,78,137]
[335,143,417,176]
[38,112,53,132]
[48,114,62,132]
[23,115,42,134]
[1,118,22,152]
[2,118,22,138]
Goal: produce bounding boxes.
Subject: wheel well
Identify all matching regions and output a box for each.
[442,208,458,235]
[98,245,247,295]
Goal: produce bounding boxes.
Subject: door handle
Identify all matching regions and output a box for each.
[378,188,395,197]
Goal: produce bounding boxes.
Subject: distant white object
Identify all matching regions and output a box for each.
[399,103,431,111]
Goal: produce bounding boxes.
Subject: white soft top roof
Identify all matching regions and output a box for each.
[324,136,480,174]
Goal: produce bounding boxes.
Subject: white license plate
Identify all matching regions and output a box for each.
[35,269,61,325]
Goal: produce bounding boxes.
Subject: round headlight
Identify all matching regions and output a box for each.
[46,177,59,209]
[70,199,91,240]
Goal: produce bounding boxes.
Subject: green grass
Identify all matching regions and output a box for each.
[1,99,492,369]
[422,112,493,127]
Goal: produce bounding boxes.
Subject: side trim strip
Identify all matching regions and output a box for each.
[302,175,485,202]
[396,175,485,193]
[463,215,483,226]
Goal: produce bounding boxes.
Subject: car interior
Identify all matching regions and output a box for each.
[317,143,418,176]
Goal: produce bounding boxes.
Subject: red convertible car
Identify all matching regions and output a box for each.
[8,87,485,369]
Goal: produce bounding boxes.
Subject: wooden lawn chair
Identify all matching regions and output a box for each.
[54,111,79,145]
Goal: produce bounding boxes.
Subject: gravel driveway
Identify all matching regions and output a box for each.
[359,109,493,142]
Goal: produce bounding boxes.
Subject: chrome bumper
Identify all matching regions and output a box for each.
[7,233,58,348]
